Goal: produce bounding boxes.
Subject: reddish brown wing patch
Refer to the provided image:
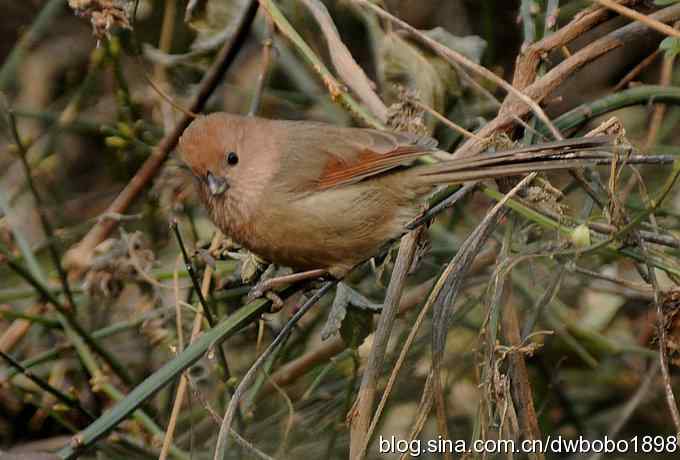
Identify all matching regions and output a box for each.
[316,146,430,190]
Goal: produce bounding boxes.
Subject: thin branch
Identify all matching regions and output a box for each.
[348,229,422,459]
[212,281,335,460]
[248,19,275,117]
[257,0,382,126]
[352,0,563,141]
[595,0,680,39]
[457,2,680,158]
[8,112,76,311]
[63,0,259,273]
[587,360,660,460]
[157,233,223,460]
[0,350,95,421]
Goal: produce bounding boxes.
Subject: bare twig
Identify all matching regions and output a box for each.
[502,281,544,460]
[257,0,381,126]
[588,360,660,460]
[352,0,563,141]
[5,112,133,386]
[512,0,638,91]
[63,0,259,273]
[614,49,660,91]
[0,304,46,353]
[213,282,335,460]
[595,0,680,39]
[300,0,387,121]
[414,99,484,142]
[646,26,678,150]
[0,350,95,421]
[348,229,423,459]
[248,19,275,118]
[158,233,223,460]
[456,2,680,158]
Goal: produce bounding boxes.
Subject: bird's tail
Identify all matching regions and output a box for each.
[412,136,674,185]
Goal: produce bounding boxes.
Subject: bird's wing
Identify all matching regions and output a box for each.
[308,127,438,190]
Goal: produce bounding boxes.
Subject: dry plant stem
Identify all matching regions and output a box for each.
[270,373,295,458]
[186,383,275,460]
[414,100,484,141]
[645,39,677,150]
[632,171,680,432]
[262,277,437,395]
[432,370,452,460]
[158,233,223,460]
[257,0,381,126]
[158,257,188,460]
[172,222,231,378]
[0,303,44,353]
[400,374,435,460]
[63,0,259,272]
[349,228,423,460]
[0,0,64,90]
[352,0,563,142]
[595,0,680,39]
[263,247,498,396]
[502,295,544,460]
[213,282,335,460]
[355,247,498,459]
[300,0,388,121]
[7,113,133,386]
[458,2,680,158]
[0,350,94,421]
[154,0,178,131]
[486,209,539,460]
[574,266,651,292]
[614,49,660,91]
[358,293,430,459]
[656,291,680,431]
[653,272,680,432]
[588,360,660,460]
[174,256,185,351]
[512,0,637,90]
[158,376,188,460]
[423,175,535,451]
[248,20,275,117]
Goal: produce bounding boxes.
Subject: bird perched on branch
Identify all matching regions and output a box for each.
[179,112,670,297]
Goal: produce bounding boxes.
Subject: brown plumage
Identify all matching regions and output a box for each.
[178,112,659,279]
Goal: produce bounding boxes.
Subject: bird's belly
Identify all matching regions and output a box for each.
[232,183,420,277]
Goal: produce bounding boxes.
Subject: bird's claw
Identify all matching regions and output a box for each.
[266,291,285,312]
[246,281,267,303]
[246,280,284,311]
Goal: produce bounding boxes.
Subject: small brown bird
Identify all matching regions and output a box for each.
[178,113,662,289]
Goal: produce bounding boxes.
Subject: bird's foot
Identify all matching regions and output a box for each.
[246,280,284,310]
[246,268,329,310]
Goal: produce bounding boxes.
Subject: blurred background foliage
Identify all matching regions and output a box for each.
[2,0,680,459]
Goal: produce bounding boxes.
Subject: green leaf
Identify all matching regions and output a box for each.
[655,0,680,6]
[57,298,269,460]
[659,36,680,58]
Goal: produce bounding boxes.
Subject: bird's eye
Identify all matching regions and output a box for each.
[226,151,239,166]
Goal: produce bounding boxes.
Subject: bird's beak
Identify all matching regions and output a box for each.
[206,171,228,196]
